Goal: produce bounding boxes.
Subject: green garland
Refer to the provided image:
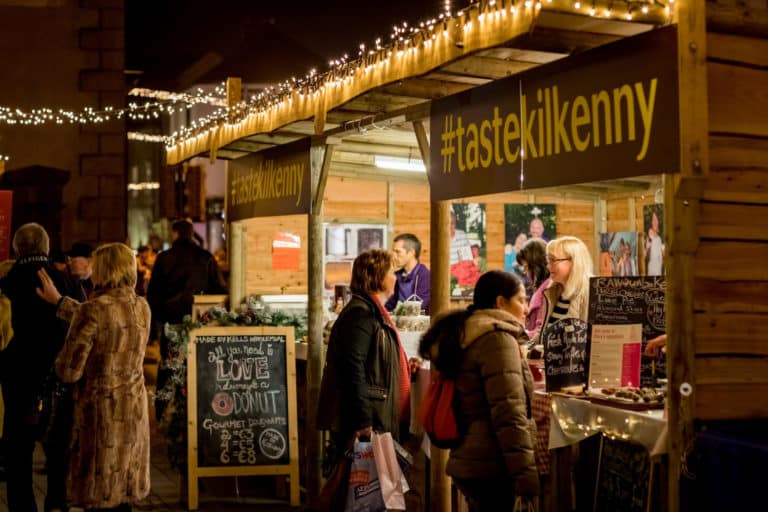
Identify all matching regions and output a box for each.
[155,296,307,470]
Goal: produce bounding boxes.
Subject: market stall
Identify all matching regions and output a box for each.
[159,0,768,509]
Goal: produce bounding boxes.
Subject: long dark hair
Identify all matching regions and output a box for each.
[516,238,549,290]
[419,271,524,378]
[418,309,468,379]
[471,270,524,310]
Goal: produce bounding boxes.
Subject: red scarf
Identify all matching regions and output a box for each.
[370,293,411,422]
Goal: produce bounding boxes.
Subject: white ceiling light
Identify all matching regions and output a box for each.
[374,155,426,173]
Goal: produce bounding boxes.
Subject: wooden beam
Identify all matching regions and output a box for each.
[423,71,492,86]
[476,46,568,63]
[413,120,430,170]
[314,144,336,212]
[668,0,709,507]
[341,91,427,114]
[512,27,622,54]
[430,201,452,512]
[223,141,274,153]
[334,141,421,158]
[379,78,475,99]
[242,133,301,145]
[305,143,334,508]
[441,56,539,79]
[328,161,428,185]
[323,102,431,138]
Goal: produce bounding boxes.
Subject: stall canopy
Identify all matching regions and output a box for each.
[164,3,671,187]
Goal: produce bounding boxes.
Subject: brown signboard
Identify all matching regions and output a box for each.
[429,26,679,201]
[227,138,311,221]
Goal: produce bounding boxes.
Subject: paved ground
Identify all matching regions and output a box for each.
[0,342,304,512]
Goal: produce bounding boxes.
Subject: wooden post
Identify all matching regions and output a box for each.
[228,220,247,307]
[211,76,241,162]
[226,77,242,110]
[668,1,708,510]
[306,142,336,507]
[429,200,452,512]
[414,119,452,512]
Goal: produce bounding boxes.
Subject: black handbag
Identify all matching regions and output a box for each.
[319,441,353,512]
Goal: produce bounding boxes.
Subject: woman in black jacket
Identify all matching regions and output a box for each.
[318,249,410,446]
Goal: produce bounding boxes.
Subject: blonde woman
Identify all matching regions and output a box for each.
[538,236,593,335]
[36,243,150,512]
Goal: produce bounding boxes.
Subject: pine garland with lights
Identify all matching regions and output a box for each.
[155,296,307,470]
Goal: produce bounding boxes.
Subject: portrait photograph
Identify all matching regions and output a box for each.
[450,203,486,298]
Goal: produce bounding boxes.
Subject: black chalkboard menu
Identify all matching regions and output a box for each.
[594,437,651,512]
[193,332,290,467]
[588,277,666,387]
[184,326,300,508]
[543,318,589,392]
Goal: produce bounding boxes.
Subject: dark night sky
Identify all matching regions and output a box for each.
[126,1,465,86]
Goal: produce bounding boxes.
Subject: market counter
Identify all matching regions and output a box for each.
[549,394,667,456]
[536,392,669,512]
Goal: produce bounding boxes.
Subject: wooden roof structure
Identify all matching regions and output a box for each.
[165,1,671,199]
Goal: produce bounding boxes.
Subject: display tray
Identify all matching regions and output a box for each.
[585,389,665,411]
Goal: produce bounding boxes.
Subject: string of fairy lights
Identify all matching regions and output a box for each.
[0,0,673,153]
[160,0,673,150]
[0,85,230,127]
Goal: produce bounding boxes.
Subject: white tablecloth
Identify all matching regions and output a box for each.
[549,395,668,456]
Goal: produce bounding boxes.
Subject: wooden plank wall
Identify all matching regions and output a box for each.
[242,176,651,296]
[693,32,768,420]
[244,214,308,295]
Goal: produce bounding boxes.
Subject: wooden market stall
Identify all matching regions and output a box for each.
[161,0,768,510]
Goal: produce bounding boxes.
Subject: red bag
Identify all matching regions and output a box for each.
[419,372,462,449]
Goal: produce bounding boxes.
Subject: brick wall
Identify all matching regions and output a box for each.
[0,0,127,249]
[75,0,126,243]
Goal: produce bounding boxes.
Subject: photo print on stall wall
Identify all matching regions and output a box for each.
[643,204,665,276]
[503,204,557,276]
[599,232,639,277]
[450,203,486,298]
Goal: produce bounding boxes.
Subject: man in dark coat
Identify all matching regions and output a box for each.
[147,219,226,419]
[0,223,84,512]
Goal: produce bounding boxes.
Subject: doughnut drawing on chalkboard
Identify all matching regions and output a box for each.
[211,392,234,417]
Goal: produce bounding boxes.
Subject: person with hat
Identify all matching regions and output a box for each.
[68,242,94,299]
[49,248,68,274]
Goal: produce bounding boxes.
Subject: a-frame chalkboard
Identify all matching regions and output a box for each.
[187,326,299,509]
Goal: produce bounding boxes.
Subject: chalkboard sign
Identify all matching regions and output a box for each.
[588,277,666,387]
[187,326,299,509]
[594,437,651,512]
[543,318,589,392]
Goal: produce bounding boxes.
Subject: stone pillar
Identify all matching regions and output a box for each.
[76,0,126,243]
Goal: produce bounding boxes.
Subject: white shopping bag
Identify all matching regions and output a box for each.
[372,432,407,510]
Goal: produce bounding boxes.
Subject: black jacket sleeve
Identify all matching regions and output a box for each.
[332,306,375,431]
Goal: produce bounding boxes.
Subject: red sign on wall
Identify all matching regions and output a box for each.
[0,190,12,261]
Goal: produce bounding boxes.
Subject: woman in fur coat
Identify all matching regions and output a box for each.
[37,243,151,512]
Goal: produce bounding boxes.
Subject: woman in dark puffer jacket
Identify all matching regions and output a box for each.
[420,270,539,511]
